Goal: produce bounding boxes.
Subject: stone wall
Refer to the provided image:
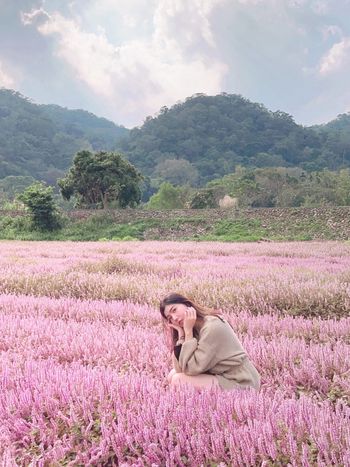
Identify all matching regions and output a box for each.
[1,207,349,240]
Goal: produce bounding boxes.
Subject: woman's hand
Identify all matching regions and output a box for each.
[183,306,196,336]
[168,323,185,340]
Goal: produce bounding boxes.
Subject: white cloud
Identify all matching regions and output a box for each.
[319,37,350,74]
[29,10,119,98]
[0,60,15,88]
[74,0,155,35]
[153,0,223,50]
[121,13,138,29]
[21,1,228,125]
[21,7,50,26]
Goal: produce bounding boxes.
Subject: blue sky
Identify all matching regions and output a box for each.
[0,0,349,127]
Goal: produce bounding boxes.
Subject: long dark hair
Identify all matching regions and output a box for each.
[160,292,225,351]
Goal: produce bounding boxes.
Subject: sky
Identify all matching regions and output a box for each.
[0,0,349,128]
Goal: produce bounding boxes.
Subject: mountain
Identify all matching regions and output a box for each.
[117,93,350,185]
[311,113,350,167]
[1,89,350,188]
[0,89,128,184]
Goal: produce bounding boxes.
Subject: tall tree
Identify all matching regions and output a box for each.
[58,150,143,208]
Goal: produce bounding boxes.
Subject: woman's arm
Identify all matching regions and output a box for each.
[166,323,185,372]
[179,320,246,376]
[172,347,182,373]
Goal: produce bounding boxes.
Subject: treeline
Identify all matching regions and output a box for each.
[207,166,350,208]
[146,167,350,209]
[118,93,350,184]
[1,166,350,212]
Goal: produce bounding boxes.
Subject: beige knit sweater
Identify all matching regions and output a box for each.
[172,315,261,391]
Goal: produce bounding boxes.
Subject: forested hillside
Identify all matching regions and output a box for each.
[312,113,350,166]
[0,89,128,183]
[117,93,350,185]
[1,89,350,189]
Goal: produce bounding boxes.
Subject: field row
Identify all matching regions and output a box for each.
[0,295,348,404]
[1,294,349,342]
[0,240,349,318]
[0,359,349,466]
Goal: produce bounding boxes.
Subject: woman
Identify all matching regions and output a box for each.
[160,293,261,391]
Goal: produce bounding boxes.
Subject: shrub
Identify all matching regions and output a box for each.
[18,182,61,231]
[189,188,217,208]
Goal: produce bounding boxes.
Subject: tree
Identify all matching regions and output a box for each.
[18,182,60,231]
[189,188,217,208]
[0,175,36,200]
[335,169,350,205]
[252,152,286,168]
[139,175,158,202]
[146,182,186,209]
[154,158,199,186]
[58,150,144,208]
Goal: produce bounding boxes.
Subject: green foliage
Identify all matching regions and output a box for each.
[206,166,350,208]
[118,94,350,185]
[189,188,217,208]
[154,158,199,186]
[2,90,350,193]
[139,176,157,203]
[0,195,26,211]
[66,216,150,240]
[18,182,61,231]
[313,113,350,167]
[202,219,266,241]
[0,175,38,210]
[250,152,286,168]
[0,215,27,236]
[60,163,350,212]
[335,169,350,205]
[0,175,36,200]
[58,150,144,208]
[0,211,155,241]
[0,89,128,183]
[3,88,350,208]
[0,208,348,241]
[146,182,187,209]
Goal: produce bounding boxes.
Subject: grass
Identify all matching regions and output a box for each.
[262,219,338,241]
[0,213,156,241]
[0,211,346,242]
[200,219,267,242]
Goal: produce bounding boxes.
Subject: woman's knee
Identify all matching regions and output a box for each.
[170,372,184,385]
[167,368,177,384]
[171,372,220,389]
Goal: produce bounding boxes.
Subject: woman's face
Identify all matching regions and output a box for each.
[163,302,188,327]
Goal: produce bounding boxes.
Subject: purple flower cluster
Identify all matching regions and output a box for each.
[0,240,348,465]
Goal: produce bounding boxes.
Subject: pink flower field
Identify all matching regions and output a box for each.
[0,240,349,466]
